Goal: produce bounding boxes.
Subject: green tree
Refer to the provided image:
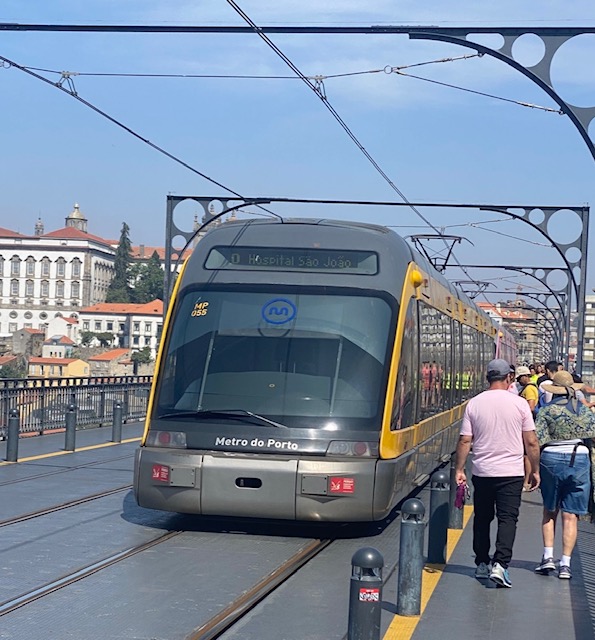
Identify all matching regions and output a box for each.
[132,251,164,303]
[79,330,95,346]
[0,359,27,379]
[96,332,115,347]
[106,222,133,303]
[131,347,153,374]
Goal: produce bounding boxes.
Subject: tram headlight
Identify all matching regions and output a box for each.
[146,430,187,448]
[326,441,379,457]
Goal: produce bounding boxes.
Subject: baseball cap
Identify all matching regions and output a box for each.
[487,358,511,378]
[515,365,531,377]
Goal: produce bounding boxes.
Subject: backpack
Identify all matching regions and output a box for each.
[535,392,580,420]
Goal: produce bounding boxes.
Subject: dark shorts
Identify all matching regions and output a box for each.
[540,450,591,515]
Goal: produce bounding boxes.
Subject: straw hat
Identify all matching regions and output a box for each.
[547,370,585,395]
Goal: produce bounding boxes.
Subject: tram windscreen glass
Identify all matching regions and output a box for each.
[154,289,394,431]
[205,246,378,274]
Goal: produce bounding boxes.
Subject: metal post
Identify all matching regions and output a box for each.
[99,389,106,423]
[448,459,463,529]
[396,498,426,616]
[347,547,383,640]
[428,469,449,563]
[64,403,77,452]
[112,401,123,443]
[6,408,19,462]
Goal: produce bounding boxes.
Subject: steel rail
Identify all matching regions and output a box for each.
[0,530,181,616]
[185,538,332,640]
[0,453,133,487]
[0,484,132,527]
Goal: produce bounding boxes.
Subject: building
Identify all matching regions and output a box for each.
[88,348,134,377]
[28,357,89,378]
[0,204,115,338]
[581,294,595,385]
[478,299,547,365]
[42,335,76,359]
[78,299,164,359]
[11,328,45,357]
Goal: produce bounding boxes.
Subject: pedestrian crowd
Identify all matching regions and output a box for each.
[455,358,595,588]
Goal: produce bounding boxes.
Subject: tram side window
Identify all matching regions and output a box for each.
[461,325,475,401]
[451,321,463,406]
[419,303,450,419]
[391,299,418,430]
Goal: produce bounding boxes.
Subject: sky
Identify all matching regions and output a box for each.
[2,0,595,308]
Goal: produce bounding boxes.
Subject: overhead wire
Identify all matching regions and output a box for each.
[24,50,561,114]
[0,53,283,221]
[224,0,483,286]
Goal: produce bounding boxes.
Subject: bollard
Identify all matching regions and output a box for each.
[64,403,77,452]
[6,408,20,462]
[448,458,463,529]
[347,547,383,640]
[397,498,426,616]
[428,469,450,563]
[112,401,123,443]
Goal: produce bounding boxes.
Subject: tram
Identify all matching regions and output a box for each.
[134,217,515,521]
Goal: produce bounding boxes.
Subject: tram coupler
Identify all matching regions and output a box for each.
[64,403,77,452]
[449,458,463,529]
[6,408,20,462]
[396,498,425,616]
[428,469,449,563]
[347,547,383,640]
[112,401,123,443]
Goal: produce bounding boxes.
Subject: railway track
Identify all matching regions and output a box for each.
[0,530,181,617]
[185,538,332,640]
[0,453,134,487]
[0,484,132,527]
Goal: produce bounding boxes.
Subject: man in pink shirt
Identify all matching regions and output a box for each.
[455,358,541,588]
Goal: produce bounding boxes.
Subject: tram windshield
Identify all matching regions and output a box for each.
[153,288,395,431]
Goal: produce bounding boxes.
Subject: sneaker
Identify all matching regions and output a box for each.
[535,557,556,574]
[475,562,490,579]
[490,562,512,588]
[558,565,572,580]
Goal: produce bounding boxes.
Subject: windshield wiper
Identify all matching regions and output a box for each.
[157,409,289,429]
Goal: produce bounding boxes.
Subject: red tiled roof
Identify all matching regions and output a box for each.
[29,357,81,365]
[21,328,45,335]
[42,226,112,246]
[43,335,75,345]
[89,348,130,362]
[0,227,27,238]
[0,355,18,366]
[130,245,193,261]
[80,299,163,315]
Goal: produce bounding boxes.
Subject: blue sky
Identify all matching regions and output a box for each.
[2,1,595,302]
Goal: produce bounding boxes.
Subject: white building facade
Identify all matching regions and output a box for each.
[0,205,114,337]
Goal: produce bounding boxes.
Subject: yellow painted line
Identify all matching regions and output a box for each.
[383,505,473,640]
[0,437,141,465]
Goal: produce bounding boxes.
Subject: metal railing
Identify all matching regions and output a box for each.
[0,376,152,436]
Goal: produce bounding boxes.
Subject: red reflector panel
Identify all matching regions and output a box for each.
[329,476,355,494]
[152,464,170,483]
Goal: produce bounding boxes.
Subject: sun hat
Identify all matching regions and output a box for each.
[548,370,585,395]
[515,365,531,377]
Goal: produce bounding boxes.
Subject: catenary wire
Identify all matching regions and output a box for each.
[0,53,282,222]
[224,0,483,286]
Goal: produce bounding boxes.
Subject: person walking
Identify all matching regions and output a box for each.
[534,370,595,579]
[516,365,539,490]
[455,358,541,588]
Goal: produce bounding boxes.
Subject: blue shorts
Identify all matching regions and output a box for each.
[539,450,591,515]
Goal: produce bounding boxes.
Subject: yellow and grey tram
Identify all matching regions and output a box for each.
[134,218,515,521]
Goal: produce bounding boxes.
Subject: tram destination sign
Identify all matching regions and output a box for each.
[205,246,378,274]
